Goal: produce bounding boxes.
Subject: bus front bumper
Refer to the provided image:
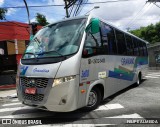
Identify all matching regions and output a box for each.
[18,76,79,112]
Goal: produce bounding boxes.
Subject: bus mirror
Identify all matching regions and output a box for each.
[85,18,100,34]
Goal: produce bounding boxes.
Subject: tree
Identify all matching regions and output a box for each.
[130,22,160,44]
[0,8,7,20]
[35,13,49,26]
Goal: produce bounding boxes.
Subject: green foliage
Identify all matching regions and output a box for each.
[130,22,160,44]
[35,13,49,26]
[0,8,7,20]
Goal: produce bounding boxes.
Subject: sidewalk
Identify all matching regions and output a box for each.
[0,84,16,90]
[0,89,17,99]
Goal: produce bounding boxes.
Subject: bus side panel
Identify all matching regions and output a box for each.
[104,55,136,97]
[79,54,148,107]
[79,55,136,105]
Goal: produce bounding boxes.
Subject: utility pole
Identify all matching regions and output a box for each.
[64,0,70,18]
[23,0,33,38]
[23,0,30,24]
[64,0,77,18]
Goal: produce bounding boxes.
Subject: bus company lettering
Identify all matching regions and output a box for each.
[121,58,135,65]
[88,58,105,64]
[33,68,49,73]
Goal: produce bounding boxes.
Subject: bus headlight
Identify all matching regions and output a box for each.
[52,75,76,87]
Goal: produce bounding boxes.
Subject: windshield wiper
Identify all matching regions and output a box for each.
[33,37,40,46]
[23,52,37,59]
[37,50,66,59]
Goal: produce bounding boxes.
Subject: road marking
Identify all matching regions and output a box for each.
[0,106,32,113]
[145,76,159,78]
[11,99,19,102]
[147,73,160,75]
[2,102,22,107]
[29,124,115,127]
[105,104,124,110]
[95,103,124,111]
[106,113,143,118]
[95,105,108,111]
[28,125,53,127]
[147,74,160,76]
[0,112,55,119]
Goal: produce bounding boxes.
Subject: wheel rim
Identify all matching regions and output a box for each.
[87,91,97,107]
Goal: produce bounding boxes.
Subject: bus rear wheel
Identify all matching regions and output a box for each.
[85,87,101,111]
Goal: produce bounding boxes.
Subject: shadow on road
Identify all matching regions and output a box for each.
[101,79,146,105]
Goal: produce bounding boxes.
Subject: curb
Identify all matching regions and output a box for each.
[0,84,16,90]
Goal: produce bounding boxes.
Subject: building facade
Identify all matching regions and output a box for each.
[148,42,160,69]
[0,21,43,86]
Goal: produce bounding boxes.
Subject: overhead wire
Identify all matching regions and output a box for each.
[30,8,65,16]
[72,0,82,16]
[125,3,148,27]
[69,4,75,17]
[153,2,160,9]
[0,0,136,19]
[73,0,81,16]
[0,0,137,9]
[129,3,154,29]
[75,0,88,16]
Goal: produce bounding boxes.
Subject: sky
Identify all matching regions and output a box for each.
[0,0,160,31]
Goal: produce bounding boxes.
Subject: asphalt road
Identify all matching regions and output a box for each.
[0,70,160,127]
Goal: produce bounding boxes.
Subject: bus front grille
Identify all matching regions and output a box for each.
[23,93,44,102]
[21,77,48,88]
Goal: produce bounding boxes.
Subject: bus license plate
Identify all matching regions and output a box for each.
[25,88,36,94]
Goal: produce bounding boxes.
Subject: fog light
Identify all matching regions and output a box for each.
[59,95,67,105]
[62,99,66,104]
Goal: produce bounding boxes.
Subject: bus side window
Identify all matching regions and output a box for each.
[100,22,109,54]
[133,38,140,56]
[100,22,117,55]
[125,34,134,56]
[115,30,127,55]
[143,43,148,56]
[139,41,144,56]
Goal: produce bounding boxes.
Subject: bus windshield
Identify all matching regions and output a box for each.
[23,18,86,59]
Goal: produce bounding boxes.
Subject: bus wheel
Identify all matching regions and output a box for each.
[85,88,101,111]
[136,73,142,86]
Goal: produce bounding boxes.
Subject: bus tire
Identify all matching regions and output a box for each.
[136,73,142,86]
[84,87,101,111]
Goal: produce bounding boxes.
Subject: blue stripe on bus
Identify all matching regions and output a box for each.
[108,71,134,81]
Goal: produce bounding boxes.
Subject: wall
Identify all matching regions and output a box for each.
[148,42,160,69]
